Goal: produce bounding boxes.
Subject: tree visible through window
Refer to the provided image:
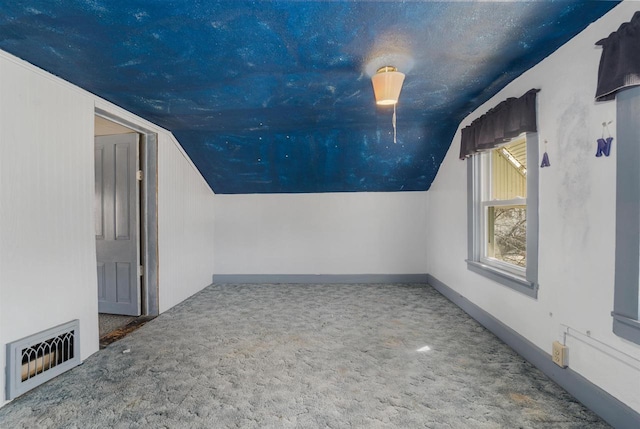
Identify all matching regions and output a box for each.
[488,206,526,267]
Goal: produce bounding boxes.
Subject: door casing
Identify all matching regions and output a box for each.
[95,109,159,317]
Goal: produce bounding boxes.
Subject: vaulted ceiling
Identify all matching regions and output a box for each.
[0,1,618,193]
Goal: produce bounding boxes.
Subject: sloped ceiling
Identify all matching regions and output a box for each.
[0,1,618,194]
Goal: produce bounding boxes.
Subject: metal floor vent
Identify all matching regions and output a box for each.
[6,320,80,400]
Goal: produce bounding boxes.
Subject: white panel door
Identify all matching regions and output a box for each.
[95,134,140,316]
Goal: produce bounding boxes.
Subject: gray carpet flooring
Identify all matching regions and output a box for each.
[98,314,137,338]
[0,283,609,428]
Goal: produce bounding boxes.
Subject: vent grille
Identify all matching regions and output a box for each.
[6,320,80,400]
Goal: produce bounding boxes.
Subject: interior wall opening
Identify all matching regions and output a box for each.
[94,112,159,345]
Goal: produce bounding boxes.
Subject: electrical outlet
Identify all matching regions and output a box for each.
[552,341,568,368]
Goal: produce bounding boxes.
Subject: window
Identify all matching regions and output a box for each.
[612,86,640,345]
[467,133,539,297]
[482,138,527,272]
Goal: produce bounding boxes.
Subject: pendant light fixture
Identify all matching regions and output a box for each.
[371,66,405,106]
[371,65,405,143]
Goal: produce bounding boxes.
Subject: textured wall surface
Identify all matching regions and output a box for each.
[0,1,618,193]
[426,3,640,413]
[158,133,216,313]
[0,51,98,403]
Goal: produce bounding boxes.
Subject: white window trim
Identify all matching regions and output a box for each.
[466,133,539,298]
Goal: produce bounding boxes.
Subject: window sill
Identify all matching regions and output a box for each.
[612,312,640,345]
[466,259,538,298]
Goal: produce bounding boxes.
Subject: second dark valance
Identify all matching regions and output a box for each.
[595,11,640,102]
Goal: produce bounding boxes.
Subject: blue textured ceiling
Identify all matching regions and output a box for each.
[0,1,618,193]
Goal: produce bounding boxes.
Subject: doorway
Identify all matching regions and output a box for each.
[94,112,159,342]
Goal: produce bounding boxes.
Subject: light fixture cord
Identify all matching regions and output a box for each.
[392,103,397,144]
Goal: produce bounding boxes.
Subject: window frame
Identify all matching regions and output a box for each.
[479,142,528,275]
[612,86,640,345]
[466,133,539,298]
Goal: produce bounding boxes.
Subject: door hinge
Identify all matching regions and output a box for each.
[137,170,143,181]
[138,265,144,276]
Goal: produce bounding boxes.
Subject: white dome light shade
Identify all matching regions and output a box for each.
[371,66,405,105]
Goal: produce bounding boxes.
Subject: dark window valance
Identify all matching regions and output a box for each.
[459,89,539,160]
[595,11,640,102]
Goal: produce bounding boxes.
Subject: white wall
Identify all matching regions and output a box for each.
[214,192,428,275]
[427,2,640,413]
[158,133,216,312]
[0,50,216,405]
[0,52,98,404]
